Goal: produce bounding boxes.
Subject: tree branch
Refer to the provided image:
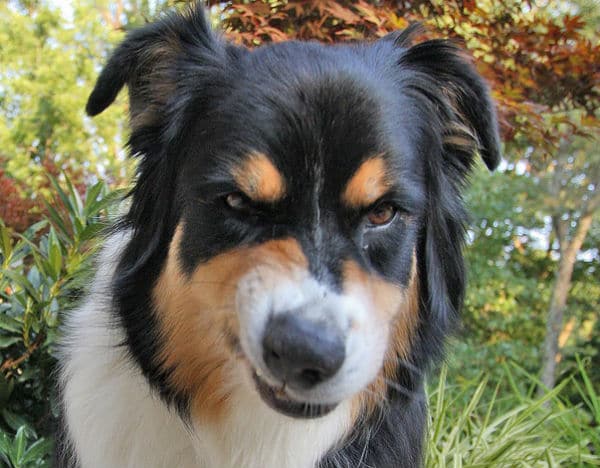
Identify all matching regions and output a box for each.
[1,331,46,374]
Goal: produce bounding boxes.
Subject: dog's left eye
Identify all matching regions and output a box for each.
[366,202,396,227]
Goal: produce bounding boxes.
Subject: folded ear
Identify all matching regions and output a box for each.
[86,6,244,292]
[398,38,501,171]
[86,5,225,137]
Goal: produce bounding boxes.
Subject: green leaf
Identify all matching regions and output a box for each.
[13,426,27,464]
[65,176,84,217]
[0,431,11,465]
[83,181,104,217]
[0,224,13,263]
[23,221,48,238]
[20,437,53,464]
[46,228,63,280]
[2,411,32,435]
[47,176,72,217]
[0,315,22,334]
[0,374,14,409]
[42,200,70,241]
[1,271,39,303]
[0,336,21,347]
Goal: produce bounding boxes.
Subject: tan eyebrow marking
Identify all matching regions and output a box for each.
[342,155,391,208]
[230,152,286,202]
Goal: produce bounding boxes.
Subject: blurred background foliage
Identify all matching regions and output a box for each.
[0,0,598,466]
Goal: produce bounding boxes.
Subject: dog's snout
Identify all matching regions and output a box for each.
[262,313,345,390]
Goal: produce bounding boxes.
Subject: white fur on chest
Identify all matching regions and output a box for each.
[59,236,351,468]
[194,377,351,468]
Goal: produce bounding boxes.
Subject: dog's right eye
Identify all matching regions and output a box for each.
[224,192,252,212]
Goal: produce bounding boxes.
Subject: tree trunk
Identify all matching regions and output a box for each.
[540,212,593,391]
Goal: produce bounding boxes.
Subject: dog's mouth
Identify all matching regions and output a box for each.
[252,371,337,419]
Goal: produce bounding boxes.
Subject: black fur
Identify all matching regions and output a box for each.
[72,4,500,467]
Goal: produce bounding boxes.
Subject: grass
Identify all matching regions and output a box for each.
[426,364,600,467]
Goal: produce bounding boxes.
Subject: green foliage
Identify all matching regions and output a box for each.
[426,364,599,467]
[571,355,600,454]
[462,166,548,376]
[0,425,53,468]
[0,175,121,455]
[461,163,599,385]
[0,0,132,198]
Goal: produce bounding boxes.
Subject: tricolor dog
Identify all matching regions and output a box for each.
[57,5,500,467]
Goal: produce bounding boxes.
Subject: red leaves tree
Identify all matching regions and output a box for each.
[213,0,599,154]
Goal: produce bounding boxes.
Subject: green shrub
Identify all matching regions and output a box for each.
[0,176,122,466]
[0,426,53,468]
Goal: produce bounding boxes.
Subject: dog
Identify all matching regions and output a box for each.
[57,5,500,468]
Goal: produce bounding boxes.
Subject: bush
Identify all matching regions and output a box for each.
[0,176,122,467]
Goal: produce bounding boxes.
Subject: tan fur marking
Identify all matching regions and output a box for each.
[231,152,286,202]
[153,226,306,422]
[342,155,391,208]
[344,256,420,418]
[444,120,478,152]
[441,87,479,152]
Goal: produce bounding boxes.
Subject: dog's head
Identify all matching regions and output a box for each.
[88,7,500,421]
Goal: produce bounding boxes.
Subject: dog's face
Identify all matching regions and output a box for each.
[87,8,500,422]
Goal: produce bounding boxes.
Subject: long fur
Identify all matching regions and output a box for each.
[57,5,500,467]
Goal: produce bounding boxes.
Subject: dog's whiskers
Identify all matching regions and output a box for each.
[189,280,238,289]
[382,378,426,402]
[401,360,424,376]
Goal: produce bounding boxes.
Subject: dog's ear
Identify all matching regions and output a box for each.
[93,8,245,374]
[396,38,501,172]
[87,6,245,289]
[86,5,230,141]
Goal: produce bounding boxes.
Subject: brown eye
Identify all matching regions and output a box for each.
[225,192,250,211]
[366,203,396,226]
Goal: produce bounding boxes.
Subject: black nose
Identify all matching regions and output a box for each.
[262,313,345,390]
